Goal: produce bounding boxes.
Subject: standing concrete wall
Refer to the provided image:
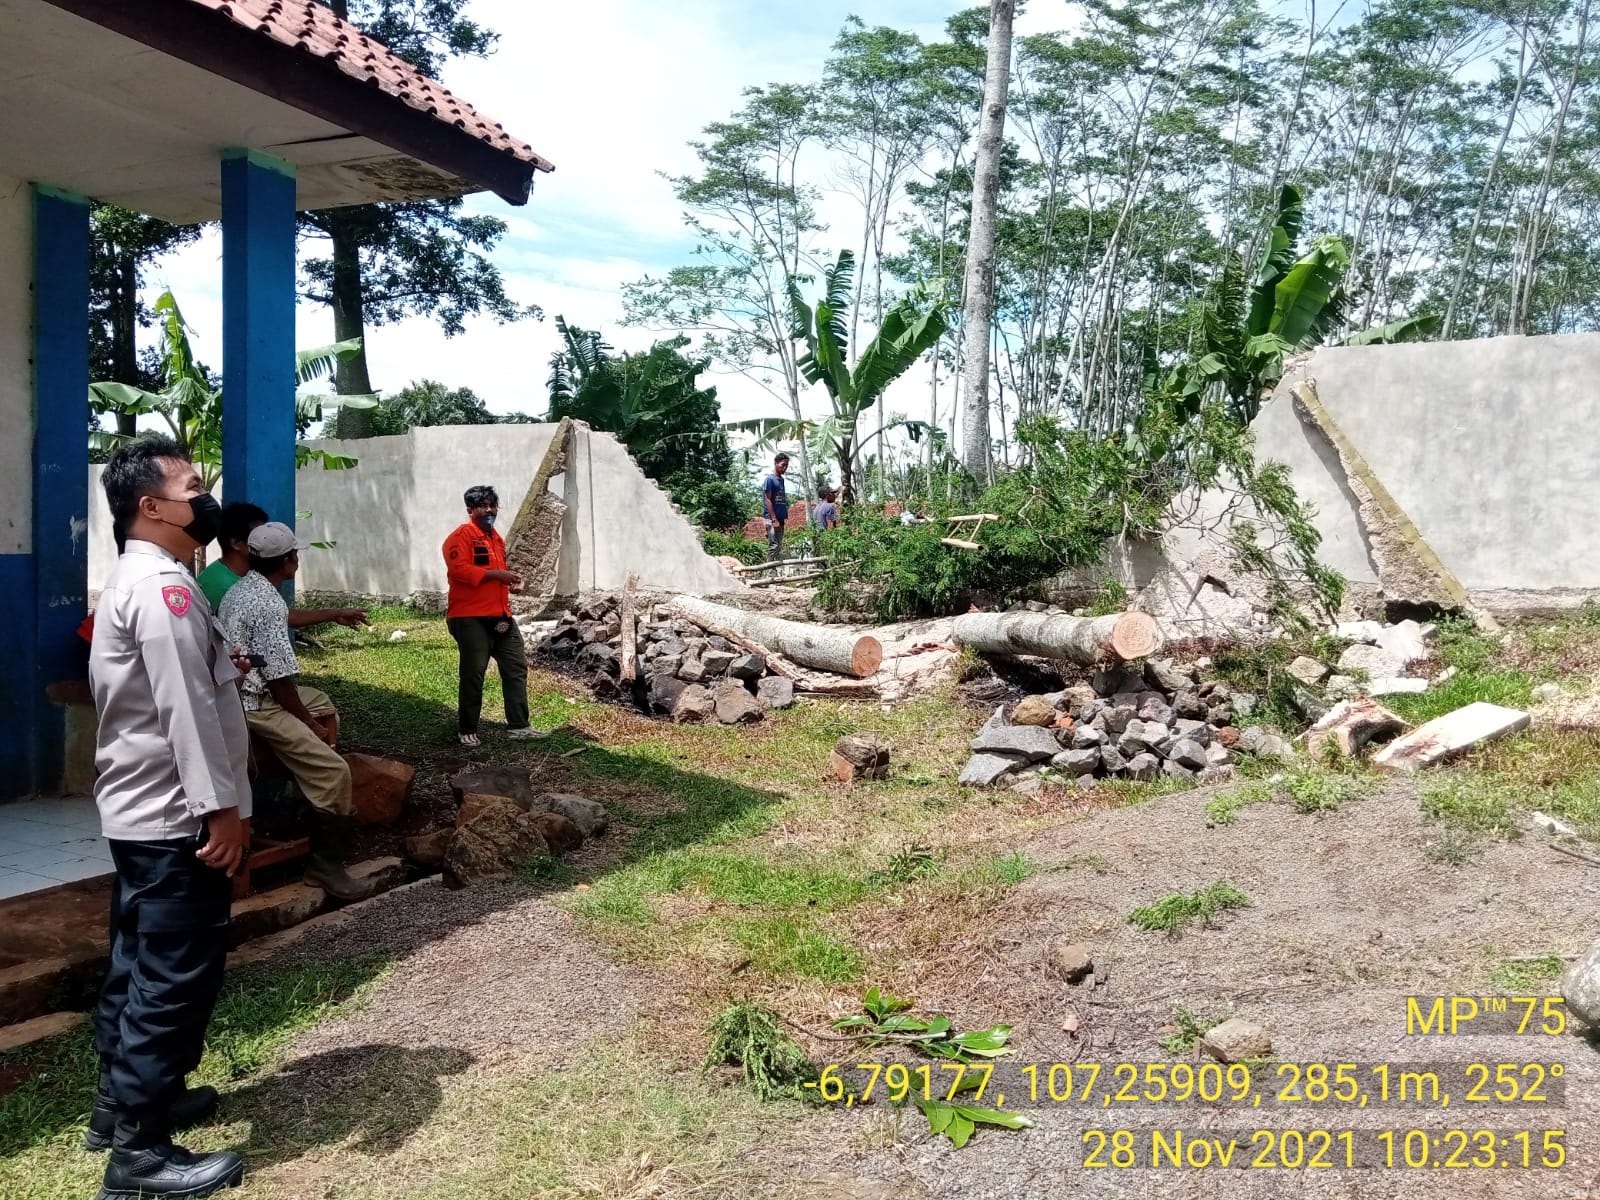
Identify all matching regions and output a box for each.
[86,422,742,603]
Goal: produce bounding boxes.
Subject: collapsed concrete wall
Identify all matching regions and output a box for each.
[86,422,743,605]
[1046,332,1600,619]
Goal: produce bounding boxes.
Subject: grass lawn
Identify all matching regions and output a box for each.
[6,605,1600,1198]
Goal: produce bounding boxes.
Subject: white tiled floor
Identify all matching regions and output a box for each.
[0,797,112,900]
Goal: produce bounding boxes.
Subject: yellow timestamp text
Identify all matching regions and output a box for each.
[1079,1128,1566,1169]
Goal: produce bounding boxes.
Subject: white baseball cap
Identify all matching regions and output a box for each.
[247,522,309,556]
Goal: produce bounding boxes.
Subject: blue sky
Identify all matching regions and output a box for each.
[152,1,1068,427]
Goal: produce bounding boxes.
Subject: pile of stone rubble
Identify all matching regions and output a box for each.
[535,595,796,725]
[959,657,1286,791]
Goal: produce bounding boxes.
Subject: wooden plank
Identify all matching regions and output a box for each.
[940,538,981,551]
[619,572,639,683]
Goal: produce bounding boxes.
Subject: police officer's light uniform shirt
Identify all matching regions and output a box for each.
[219,571,298,712]
[89,540,251,841]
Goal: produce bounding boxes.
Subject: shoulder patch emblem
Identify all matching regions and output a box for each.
[449,547,461,559]
[161,585,192,616]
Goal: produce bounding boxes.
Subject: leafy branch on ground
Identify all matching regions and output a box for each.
[1129,881,1251,935]
[832,987,1014,1061]
[703,1001,819,1101]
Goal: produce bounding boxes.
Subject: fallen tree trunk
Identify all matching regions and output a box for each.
[669,597,883,678]
[952,610,1162,665]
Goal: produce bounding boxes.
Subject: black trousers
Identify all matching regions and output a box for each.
[447,616,529,733]
[94,837,232,1115]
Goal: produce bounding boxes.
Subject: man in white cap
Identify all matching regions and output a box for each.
[219,522,367,901]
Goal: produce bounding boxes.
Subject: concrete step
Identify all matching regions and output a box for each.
[0,857,409,1028]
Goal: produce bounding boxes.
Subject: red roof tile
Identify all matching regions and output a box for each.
[189,0,553,174]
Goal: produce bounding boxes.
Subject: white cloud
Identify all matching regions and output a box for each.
[144,1,1081,469]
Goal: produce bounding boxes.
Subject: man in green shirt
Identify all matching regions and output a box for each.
[201,502,369,631]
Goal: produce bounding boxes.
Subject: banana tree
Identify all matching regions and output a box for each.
[1161,186,1439,425]
[727,250,950,505]
[89,290,372,488]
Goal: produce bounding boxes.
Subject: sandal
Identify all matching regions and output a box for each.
[458,732,481,747]
[505,726,549,740]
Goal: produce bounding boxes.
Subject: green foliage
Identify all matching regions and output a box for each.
[89,291,363,487]
[1085,578,1130,616]
[915,1091,1034,1148]
[703,1002,818,1101]
[1489,956,1565,992]
[349,378,500,436]
[667,472,758,532]
[1129,880,1250,934]
[1285,767,1369,814]
[1158,1007,1226,1056]
[1204,781,1271,825]
[701,527,767,564]
[867,842,944,885]
[833,988,1015,1062]
[547,317,734,496]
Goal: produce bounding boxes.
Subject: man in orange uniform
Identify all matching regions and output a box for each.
[441,484,544,747]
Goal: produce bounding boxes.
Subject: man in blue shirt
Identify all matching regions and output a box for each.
[811,486,839,531]
[761,453,791,562]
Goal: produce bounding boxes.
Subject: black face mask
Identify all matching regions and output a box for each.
[156,492,223,545]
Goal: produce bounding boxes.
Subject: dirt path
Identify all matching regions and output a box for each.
[775,779,1600,1200]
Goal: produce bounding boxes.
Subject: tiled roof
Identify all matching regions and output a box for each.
[191,0,553,174]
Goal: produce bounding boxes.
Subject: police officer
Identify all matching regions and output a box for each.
[86,435,250,1198]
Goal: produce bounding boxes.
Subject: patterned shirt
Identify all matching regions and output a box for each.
[219,570,298,712]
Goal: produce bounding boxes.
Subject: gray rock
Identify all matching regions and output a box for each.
[700,648,738,677]
[1205,740,1232,766]
[1203,680,1232,702]
[1367,676,1427,696]
[1324,674,1359,700]
[1100,744,1127,774]
[756,676,796,710]
[728,653,767,680]
[1172,690,1208,720]
[1052,941,1095,983]
[1061,683,1099,711]
[576,642,619,675]
[1118,718,1171,754]
[959,752,1028,787]
[1533,682,1562,703]
[1093,667,1137,697]
[1201,1019,1272,1064]
[1166,737,1209,771]
[648,673,687,714]
[1145,658,1196,693]
[705,635,732,652]
[677,655,709,683]
[1076,698,1108,724]
[531,792,609,838]
[1112,690,1156,711]
[1163,759,1196,781]
[654,653,683,678]
[1288,684,1328,723]
[1137,695,1176,727]
[971,723,1062,761]
[1071,724,1106,750]
[657,638,688,658]
[671,684,716,724]
[1287,655,1329,686]
[1197,764,1236,784]
[1232,692,1258,719]
[1125,752,1160,781]
[1257,733,1295,760]
[1101,704,1138,735]
[1173,718,1213,745]
[1052,747,1102,775]
[642,641,661,662]
[1563,936,1600,1029]
[713,679,765,724]
[1207,704,1234,726]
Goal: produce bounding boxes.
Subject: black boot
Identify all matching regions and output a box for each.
[85,1068,220,1151]
[97,1114,242,1199]
[304,812,371,902]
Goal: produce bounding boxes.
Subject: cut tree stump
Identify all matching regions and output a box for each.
[669,597,882,678]
[831,734,890,783]
[952,609,1162,665]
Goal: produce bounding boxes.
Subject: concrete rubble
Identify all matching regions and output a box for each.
[956,657,1286,790]
[535,594,806,726]
[439,766,609,887]
[1372,702,1532,773]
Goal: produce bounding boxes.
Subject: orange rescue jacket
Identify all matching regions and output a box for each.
[443,521,511,618]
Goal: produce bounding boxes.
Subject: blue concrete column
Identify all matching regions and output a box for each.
[28,185,91,795]
[221,149,297,544]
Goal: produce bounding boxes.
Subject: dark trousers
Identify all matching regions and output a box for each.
[447,616,530,734]
[94,838,232,1115]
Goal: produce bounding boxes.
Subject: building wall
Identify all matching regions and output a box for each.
[87,423,743,601]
